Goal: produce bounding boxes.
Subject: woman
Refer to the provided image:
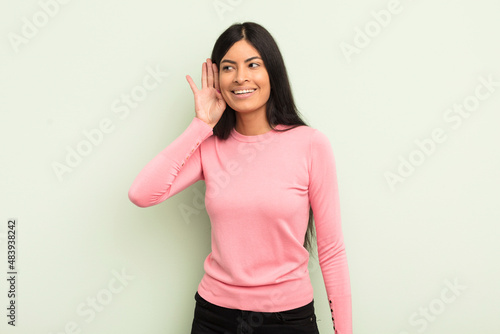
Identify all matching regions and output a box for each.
[128,22,352,334]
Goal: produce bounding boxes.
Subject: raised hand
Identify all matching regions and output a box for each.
[186,58,226,128]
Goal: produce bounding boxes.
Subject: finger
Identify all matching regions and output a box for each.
[207,58,214,88]
[186,75,198,95]
[212,62,220,92]
[201,61,207,89]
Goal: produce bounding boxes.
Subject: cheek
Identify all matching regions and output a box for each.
[220,82,231,99]
[257,73,270,90]
[259,78,271,97]
[219,73,231,89]
[262,89,271,103]
[222,91,231,103]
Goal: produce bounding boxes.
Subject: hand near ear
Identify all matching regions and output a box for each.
[186,58,226,128]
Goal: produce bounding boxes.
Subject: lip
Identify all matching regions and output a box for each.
[231,88,257,99]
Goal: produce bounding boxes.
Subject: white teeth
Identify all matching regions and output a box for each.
[233,89,255,95]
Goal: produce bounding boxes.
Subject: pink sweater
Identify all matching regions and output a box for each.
[128,116,352,333]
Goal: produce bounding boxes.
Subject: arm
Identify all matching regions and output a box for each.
[129,55,225,208]
[309,129,352,334]
[128,117,214,208]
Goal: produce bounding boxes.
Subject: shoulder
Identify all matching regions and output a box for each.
[307,127,335,161]
[289,125,331,147]
[275,124,314,137]
[275,124,332,149]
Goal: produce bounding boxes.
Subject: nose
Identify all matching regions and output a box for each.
[233,67,249,84]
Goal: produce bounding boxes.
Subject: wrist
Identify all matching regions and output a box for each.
[195,116,215,129]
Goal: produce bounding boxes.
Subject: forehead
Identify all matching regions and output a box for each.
[223,40,261,60]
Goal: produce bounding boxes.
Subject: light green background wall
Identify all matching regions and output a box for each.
[1,0,499,333]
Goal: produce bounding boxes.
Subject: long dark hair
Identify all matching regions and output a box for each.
[209,22,317,258]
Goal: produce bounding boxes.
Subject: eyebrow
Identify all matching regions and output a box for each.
[220,56,262,64]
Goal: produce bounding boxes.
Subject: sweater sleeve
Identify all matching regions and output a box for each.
[309,129,352,334]
[128,117,214,208]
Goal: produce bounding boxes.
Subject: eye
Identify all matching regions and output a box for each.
[249,62,260,68]
[222,65,234,71]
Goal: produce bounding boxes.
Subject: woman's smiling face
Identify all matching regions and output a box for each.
[218,39,271,115]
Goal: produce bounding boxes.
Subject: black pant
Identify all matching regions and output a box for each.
[190,291,320,334]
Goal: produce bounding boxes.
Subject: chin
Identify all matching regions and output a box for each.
[230,105,262,114]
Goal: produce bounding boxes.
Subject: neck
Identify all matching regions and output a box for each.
[234,109,271,136]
